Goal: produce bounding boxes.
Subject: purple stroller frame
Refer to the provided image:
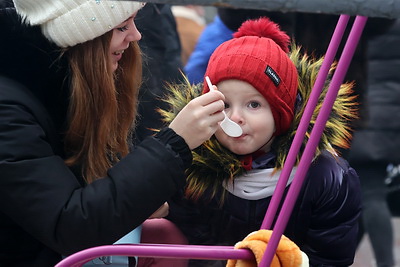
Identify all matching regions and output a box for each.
[55,14,367,267]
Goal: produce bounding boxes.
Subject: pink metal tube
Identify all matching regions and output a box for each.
[259,15,368,267]
[261,14,350,230]
[55,244,254,267]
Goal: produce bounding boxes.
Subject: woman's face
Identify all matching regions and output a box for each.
[109,14,141,72]
[214,79,276,155]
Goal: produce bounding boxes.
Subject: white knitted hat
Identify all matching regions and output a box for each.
[13,0,145,48]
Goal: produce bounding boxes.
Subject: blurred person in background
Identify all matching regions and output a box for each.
[134,3,184,142]
[172,5,206,66]
[347,19,399,267]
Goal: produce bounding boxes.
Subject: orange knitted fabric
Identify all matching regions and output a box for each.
[226,230,303,267]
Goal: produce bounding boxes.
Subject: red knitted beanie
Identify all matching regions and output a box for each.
[204,17,298,136]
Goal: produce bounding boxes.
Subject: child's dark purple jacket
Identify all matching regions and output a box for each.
[168,150,361,267]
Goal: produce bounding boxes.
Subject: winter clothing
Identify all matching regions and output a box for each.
[13,0,145,48]
[14,0,144,48]
[348,19,400,267]
[203,18,298,136]
[226,230,308,267]
[183,15,234,84]
[168,151,360,267]
[288,14,397,267]
[184,8,296,85]
[0,7,191,267]
[134,3,184,142]
[163,43,361,266]
[171,5,205,66]
[293,14,393,134]
[347,19,400,165]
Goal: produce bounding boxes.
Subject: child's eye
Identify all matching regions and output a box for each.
[117,25,129,32]
[248,101,260,109]
[224,103,230,109]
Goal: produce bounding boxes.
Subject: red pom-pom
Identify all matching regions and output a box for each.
[233,17,290,53]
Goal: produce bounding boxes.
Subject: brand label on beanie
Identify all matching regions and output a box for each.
[265,66,280,86]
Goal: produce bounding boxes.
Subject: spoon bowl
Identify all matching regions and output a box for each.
[205,76,243,137]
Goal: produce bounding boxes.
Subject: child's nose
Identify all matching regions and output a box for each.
[226,108,244,125]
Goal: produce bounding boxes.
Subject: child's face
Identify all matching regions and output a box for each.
[215,79,276,155]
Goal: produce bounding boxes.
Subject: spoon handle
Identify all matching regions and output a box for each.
[205,76,214,91]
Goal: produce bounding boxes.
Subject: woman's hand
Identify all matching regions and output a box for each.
[169,90,225,150]
[149,202,169,219]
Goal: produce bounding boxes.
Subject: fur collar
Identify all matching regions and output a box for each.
[159,45,357,202]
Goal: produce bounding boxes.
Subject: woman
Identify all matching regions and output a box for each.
[0,1,225,266]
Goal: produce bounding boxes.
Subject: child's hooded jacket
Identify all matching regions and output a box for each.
[162,46,361,266]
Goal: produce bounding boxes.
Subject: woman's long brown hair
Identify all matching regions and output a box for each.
[64,31,142,184]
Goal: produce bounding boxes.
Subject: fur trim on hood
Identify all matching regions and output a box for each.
[159,45,357,202]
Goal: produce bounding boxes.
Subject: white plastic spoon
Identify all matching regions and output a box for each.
[205,76,243,137]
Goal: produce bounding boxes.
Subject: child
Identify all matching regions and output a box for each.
[162,17,361,266]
